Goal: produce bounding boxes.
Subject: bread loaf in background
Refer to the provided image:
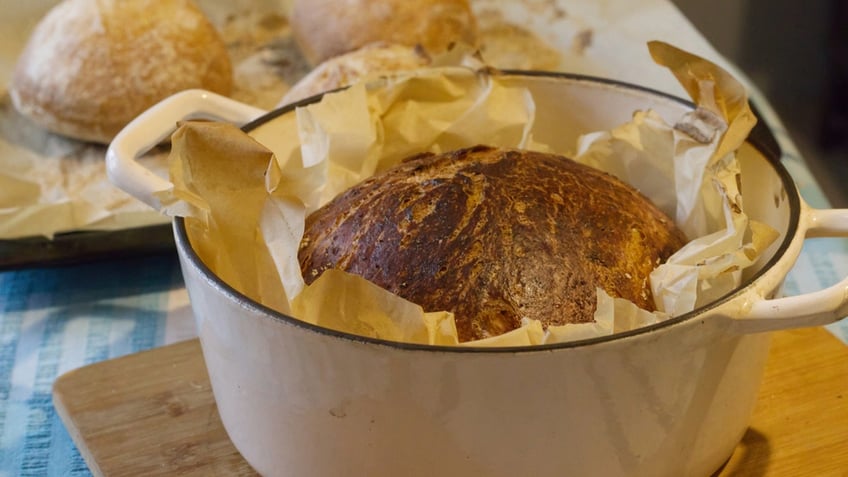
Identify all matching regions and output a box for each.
[278,42,431,106]
[298,145,687,342]
[9,0,232,144]
[290,0,478,66]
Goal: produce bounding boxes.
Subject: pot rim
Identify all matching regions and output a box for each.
[174,70,800,353]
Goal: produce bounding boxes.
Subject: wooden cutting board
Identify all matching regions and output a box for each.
[52,327,848,477]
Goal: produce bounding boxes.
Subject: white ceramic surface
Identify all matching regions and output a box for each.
[109,74,848,477]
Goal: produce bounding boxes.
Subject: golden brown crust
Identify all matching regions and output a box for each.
[299,145,687,342]
[290,0,478,65]
[9,0,232,144]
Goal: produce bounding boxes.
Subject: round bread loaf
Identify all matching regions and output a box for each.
[298,145,687,342]
[9,0,233,144]
[290,0,478,66]
[278,42,431,106]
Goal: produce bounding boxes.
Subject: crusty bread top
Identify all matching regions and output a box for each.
[299,145,687,342]
[290,0,478,65]
[278,42,430,106]
[10,0,232,144]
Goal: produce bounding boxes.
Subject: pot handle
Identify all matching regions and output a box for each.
[106,89,266,210]
[734,208,848,334]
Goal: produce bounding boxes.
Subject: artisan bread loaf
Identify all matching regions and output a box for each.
[290,0,478,66]
[279,42,431,106]
[298,145,687,342]
[9,0,232,144]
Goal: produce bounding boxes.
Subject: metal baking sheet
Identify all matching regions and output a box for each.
[0,0,780,270]
[0,1,306,270]
[0,224,175,270]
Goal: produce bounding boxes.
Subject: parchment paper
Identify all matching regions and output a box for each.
[155,42,777,346]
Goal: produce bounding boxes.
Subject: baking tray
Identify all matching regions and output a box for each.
[0,0,781,270]
[0,224,174,270]
[0,1,306,270]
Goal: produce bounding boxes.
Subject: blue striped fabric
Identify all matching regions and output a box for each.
[0,253,182,477]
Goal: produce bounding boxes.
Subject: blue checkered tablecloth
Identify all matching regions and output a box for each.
[0,253,194,476]
[1,2,847,476]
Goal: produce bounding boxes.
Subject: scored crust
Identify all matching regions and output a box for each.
[298,145,687,342]
[9,0,232,144]
[290,0,478,65]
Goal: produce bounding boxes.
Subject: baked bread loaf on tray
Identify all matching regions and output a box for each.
[290,0,478,65]
[10,0,232,144]
[279,42,431,106]
[299,145,687,342]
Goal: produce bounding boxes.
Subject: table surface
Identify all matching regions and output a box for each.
[2,1,848,476]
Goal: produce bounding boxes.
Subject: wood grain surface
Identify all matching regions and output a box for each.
[52,327,848,477]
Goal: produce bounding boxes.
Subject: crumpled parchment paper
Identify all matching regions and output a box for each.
[156,41,777,346]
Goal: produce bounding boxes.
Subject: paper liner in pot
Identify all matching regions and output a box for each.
[155,42,777,346]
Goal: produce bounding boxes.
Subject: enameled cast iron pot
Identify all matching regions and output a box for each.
[107,72,848,477]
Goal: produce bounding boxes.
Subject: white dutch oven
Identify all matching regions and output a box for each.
[108,73,848,477]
